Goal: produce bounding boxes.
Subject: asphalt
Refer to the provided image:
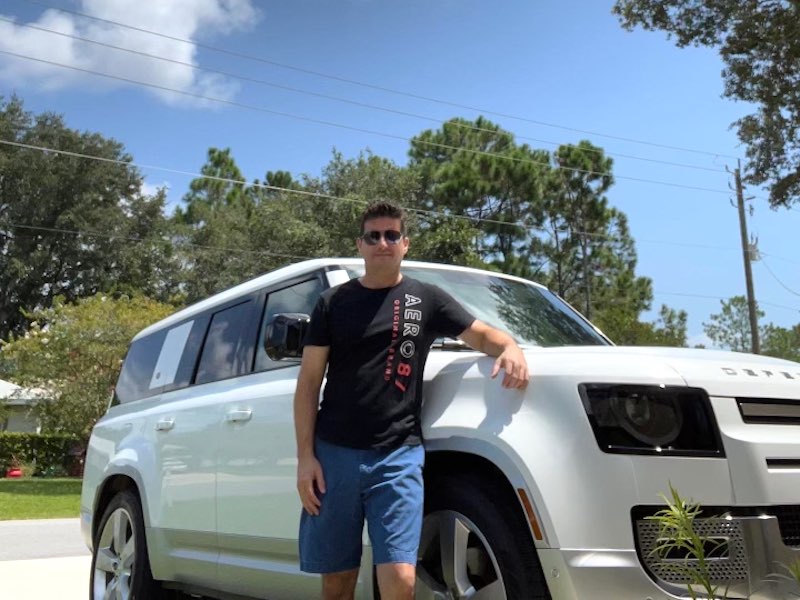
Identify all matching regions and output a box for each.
[0,518,88,561]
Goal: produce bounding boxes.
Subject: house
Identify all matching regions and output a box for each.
[0,378,40,433]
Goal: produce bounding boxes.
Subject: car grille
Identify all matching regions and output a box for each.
[737,397,800,425]
[635,517,749,585]
[633,505,800,583]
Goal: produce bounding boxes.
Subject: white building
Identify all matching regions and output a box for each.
[0,379,40,433]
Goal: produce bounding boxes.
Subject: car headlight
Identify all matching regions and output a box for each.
[579,384,725,457]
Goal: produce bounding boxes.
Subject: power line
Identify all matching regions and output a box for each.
[0,137,751,253]
[5,221,797,315]
[4,136,796,264]
[0,49,740,196]
[4,222,315,261]
[15,0,744,161]
[654,291,797,314]
[0,15,728,176]
[759,256,800,298]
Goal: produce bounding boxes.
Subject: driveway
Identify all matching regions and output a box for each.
[0,518,91,599]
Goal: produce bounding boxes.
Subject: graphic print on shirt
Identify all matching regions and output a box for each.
[393,293,422,392]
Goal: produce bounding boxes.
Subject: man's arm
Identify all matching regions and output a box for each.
[293,344,330,516]
[458,320,529,389]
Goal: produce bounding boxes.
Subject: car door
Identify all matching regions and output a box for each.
[148,297,259,588]
[215,274,326,599]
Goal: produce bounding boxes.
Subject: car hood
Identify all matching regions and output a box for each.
[427,345,800,399]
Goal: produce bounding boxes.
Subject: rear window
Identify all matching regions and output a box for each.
[115,317,206,404]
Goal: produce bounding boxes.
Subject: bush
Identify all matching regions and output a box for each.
[0,432,84,477]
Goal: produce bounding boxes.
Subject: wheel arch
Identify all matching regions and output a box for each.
[424,437,551,548]
[92,468,149,542]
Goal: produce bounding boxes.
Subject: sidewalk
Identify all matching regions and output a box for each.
[0,555,91,599]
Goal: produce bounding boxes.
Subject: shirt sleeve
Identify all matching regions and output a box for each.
[303,294,331,347]
[428,284,475,338]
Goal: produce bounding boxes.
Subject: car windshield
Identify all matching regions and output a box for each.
[345,265,609,347]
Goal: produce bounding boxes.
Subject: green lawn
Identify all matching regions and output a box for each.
[0,478,82,520]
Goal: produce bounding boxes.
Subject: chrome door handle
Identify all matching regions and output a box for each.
[155,418,174,431]
[225,409,253,423]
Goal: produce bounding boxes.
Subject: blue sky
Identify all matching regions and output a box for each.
[1,0,797,344]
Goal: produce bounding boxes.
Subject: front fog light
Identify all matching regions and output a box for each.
[580,384,724,457]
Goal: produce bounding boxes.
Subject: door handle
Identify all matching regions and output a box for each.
[225,409,253,423]
[155,418,175,431]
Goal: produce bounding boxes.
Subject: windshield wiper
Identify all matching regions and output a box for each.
[431,338,473,351]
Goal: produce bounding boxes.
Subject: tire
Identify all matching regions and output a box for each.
[90,489,168,600]
[415,471,551,600]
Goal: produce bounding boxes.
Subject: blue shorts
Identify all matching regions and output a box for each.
[299,437,424,574]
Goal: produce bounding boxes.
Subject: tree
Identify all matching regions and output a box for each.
[0,295,175,436]
[762,323,800,362]
[408,117,549,273]
[604,304,689,347]
[0,96,179,341]
[703,295,765,352]
[613,0,800,208]
[535,142,652,323]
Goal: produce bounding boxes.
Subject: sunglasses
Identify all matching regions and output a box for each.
[360,229,404,245]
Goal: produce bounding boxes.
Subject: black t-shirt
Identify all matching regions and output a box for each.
[304,277,475,449]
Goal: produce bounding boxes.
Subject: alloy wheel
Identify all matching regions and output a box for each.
[416,510,507,600]
[93,506,136,600]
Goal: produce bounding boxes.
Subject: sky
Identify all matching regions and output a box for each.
[0,0,797,345]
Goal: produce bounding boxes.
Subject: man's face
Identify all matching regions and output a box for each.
[357,216,409,268]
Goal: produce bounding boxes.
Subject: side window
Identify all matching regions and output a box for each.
[115,330,167,404]
[115,317,209,404]
[195,300,254,385]
[255,278,324,372]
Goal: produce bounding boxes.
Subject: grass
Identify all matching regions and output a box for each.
[0,478,82,520]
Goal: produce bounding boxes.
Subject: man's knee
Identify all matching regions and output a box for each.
[322,569,359,600]
[376,562,416,600]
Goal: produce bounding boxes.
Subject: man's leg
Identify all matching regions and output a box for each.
[299,440,365,594]
[364,444,425,600]
[322,568,360,600]
[376,563,415,600]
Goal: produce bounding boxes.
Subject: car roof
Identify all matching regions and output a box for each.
[133,258,548,341]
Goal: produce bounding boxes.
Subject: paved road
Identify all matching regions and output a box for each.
[0,518,91,599]
[0,518,88,560]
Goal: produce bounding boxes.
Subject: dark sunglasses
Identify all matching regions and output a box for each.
[360,229,404,245]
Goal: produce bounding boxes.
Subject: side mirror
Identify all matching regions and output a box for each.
[264,313,310,361]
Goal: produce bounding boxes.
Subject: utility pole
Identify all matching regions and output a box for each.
[734,161,760,354]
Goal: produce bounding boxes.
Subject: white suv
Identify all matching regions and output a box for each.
[81,259,800,599]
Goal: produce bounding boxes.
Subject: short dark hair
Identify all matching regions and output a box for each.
[360,201,407,234]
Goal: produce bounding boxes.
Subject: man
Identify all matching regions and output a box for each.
[294,201,529,600]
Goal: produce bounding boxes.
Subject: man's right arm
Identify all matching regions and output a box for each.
[293,344,330,516]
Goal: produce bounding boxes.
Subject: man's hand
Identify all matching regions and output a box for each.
[491,345,529,389]
[459,320,530,390]
[297,455,326,516]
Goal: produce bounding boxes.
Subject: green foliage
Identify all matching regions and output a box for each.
[409,117,547,274]
[613,0,800,208]
[599,304,688,347]
[647,484,729,600]
[703,295,764,353]
[0,95,181,341]
[762,323,800,363]
[0,294,175,436]
[0,432,83,476]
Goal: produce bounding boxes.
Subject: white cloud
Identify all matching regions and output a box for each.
[140,180,170,197]
[688,332,715,349]
[0,0,260,105]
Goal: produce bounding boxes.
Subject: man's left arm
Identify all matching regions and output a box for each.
[458,320,530,389]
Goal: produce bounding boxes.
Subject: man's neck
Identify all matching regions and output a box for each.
[359,270,403,289]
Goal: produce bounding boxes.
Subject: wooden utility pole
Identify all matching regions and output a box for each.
[734,162,760,354]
